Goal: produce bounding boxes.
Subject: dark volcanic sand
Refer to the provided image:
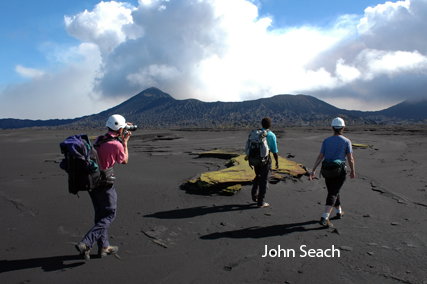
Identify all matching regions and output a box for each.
[1,126,427,283]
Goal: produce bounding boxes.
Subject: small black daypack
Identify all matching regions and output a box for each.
[320,159,344,178]
[59,134,119,195]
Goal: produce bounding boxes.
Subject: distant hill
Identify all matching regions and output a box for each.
[58,87,370,129]
[1,87,426,129]
[376,99,427,120]
[0,118,80,129]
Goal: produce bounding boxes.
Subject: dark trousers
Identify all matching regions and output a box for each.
[251,160,272,206]
[325,172,346,207]
[82,185,117,249]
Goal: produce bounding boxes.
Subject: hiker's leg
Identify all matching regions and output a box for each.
[324,174,346,214]
[334,193,341,207]
[80,191,100,248]
[82,186,117,249]
[251,166,260,198]
[324,205,334,215]
[322,183,335,219]
[97,186,117,248]
[91,191,102,225]
[257,163,271,206]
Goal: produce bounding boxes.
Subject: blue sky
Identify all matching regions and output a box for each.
[258,0,382,26]
[1,0,427,119]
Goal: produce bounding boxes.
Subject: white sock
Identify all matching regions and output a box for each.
[322,212,330,219]
[336,207,342,214]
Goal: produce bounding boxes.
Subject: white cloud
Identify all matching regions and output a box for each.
[3,0,427,119]
[357,0,427,52]
[94,0,353,102]
[0,43,117,119]
[64,1,140,56]
[335,59,361,83]
[15,65,45,79]
[359,49,427,79]
[307,0,427,109]
[358,0,411,35]
[127,64,181,87]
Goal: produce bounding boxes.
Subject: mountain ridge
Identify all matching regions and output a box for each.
[1,87,426,129]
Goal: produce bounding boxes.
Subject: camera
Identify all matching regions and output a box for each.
[124,125,138,131]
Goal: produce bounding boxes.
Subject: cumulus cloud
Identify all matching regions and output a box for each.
[82,0,427,108]
[64,1,142,56]
[88,0,352,101]
[15,65,45,79]
[2,0,427,119]
[0,43,116,119]
[305,0,427,109]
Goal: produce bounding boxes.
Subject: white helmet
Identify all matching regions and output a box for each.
[106,114,126,131]
[331,117,345,129]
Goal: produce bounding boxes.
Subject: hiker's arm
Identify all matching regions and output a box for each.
[309,153,324,180]
[346,152,355,179]
[273,152,279,169]
[121,141,129,164]
[121,126,132,164]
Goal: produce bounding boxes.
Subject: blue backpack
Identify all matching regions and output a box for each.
[59,134,118,195]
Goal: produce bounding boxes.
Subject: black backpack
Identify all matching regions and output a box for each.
[59,134,119,195]
[320,159,344,178]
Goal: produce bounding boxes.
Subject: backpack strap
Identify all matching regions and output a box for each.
[93,134,120,181]
[260,129,268,138]
[94,133,122,148]
[261,129,270,157]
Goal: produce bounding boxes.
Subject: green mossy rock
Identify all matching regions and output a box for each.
[182,150,307,195]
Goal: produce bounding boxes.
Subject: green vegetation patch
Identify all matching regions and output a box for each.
[182,150,307,195]
[352,143,373,149]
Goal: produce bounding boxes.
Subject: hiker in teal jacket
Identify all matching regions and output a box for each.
[251,117,279,208]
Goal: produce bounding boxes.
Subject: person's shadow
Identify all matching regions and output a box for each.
[0,255,85,273]
[200,220,325,240]
[144,205,326,239]
[144,204,258,219]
